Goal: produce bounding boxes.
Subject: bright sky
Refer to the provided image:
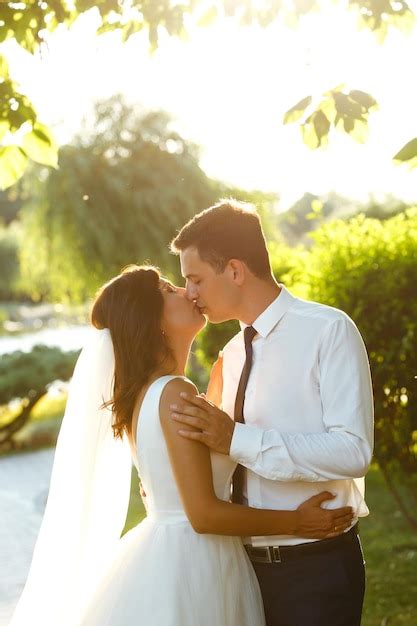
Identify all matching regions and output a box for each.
[4,3,417,210]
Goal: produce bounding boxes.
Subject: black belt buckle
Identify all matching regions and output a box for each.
[246,545,282,563]
[272,546,282,563]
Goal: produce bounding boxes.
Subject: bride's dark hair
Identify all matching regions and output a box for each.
[90,264,175,440]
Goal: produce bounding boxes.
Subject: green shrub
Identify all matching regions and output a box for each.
[304,209,417,529]
[0,346,79,451]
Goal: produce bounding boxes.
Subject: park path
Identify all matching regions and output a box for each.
[0,448,55,626]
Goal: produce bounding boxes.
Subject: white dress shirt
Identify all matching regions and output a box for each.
[222,284,374,547]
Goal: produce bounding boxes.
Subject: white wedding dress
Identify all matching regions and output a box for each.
[77,375,266,626]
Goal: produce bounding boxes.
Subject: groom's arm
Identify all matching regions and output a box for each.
[230,316,374,482]
[172,316,374,482]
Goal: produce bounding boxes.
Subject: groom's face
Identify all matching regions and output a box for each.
[180,246,237,323]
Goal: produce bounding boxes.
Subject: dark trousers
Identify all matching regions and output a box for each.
[252,532,366,626]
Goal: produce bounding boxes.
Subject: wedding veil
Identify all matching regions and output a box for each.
[8,328,133,626]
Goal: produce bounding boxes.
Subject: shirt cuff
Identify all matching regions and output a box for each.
[230,422,264,466]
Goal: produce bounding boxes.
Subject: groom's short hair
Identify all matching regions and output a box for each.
[170,199,271,278]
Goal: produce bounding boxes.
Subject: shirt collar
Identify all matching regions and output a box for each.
[239,284,296,338]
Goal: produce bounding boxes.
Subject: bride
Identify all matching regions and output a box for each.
[9,264,353,626]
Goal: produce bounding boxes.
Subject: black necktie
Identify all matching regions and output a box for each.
[231,325,257,504]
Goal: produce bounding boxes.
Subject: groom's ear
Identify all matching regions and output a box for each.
[228,259,245,286]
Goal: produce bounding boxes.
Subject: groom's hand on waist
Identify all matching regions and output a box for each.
[170,393,234,455]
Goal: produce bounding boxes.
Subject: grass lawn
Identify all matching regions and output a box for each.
[359,467,417,626]
[123,465,417,626]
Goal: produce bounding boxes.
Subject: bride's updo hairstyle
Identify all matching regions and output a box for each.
[90,264,175,440]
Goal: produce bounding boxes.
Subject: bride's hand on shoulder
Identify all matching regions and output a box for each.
[295,491,354,539]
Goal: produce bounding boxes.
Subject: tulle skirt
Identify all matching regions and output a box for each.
[77,515,266,626]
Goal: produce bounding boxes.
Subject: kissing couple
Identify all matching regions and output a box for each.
[9,199,374,626]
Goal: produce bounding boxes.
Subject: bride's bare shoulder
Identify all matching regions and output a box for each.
[160,377,198,413]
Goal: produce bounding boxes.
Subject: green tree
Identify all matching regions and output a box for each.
[302,209,417,529]
[0,345,78,450]
[19,95,220,301]
[276,193,337,245]
[1,0,416,188]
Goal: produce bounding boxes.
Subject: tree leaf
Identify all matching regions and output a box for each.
[349,118,369,144]
[318,96,337,123]
[333,92,363,118]
[313,110,330,144]
[0,54,9,78]
[0,145,28,190]
[197,6,218,27]
[393,138,417,167]
[22,123,58,168]
[32,122,54,145]
[121,20,144,43]
[301,116,319,149]
[97,20,121,35]
[349,90,377,110]
[294,0,318,17]
[343,116,355,132]
[283,96,312,124]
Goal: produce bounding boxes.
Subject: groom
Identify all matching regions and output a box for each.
[169,199,374,626]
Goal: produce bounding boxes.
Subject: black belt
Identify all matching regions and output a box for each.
[245,523,359,564]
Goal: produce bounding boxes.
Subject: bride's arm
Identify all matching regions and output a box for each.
[160,378,353,537]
